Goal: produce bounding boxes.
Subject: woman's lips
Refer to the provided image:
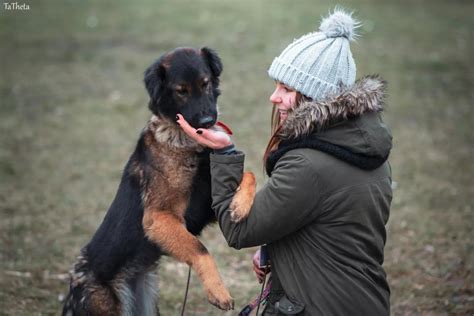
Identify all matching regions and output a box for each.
[278,110,288,120]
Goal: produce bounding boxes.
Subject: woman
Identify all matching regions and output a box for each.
[178,8,392,315]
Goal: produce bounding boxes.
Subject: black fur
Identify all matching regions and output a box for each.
[145,47,221,128]
[63,47,223,315]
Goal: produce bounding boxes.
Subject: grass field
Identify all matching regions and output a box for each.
[1,0,473,315]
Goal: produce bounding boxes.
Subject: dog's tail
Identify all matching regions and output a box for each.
[62,282,88,316]
[62,253,92,316]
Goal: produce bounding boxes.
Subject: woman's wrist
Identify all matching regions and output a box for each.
[213,144,237,155]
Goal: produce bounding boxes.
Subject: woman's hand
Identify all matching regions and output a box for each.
[176,114,233,149]
[253,249,270,283]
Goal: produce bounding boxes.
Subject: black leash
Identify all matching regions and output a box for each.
[255,265,269,316]
[181,266,192,316]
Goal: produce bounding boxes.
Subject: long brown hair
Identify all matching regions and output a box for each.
[262,92,309,168]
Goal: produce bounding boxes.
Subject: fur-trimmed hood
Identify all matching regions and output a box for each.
[278,75,387,140]
[266,75,392,174]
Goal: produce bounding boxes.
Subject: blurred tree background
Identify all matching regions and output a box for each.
[0,0,472,315]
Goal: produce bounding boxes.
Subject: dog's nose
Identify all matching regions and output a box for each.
[198,116,215,128]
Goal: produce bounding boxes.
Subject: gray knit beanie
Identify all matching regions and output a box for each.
[268,7,360,101]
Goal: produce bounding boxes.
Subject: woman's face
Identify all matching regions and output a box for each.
[269,82,297,121]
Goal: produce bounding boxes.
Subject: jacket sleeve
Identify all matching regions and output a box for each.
[210,150,321,249]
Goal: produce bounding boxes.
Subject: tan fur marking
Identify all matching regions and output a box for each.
[88,285,121,316]
[142,211,234,310]
[229,171,256,223]
[149,114,204,149]
[193,254,233,310]
[137,126,200,214]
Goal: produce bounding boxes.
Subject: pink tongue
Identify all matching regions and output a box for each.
[216,121,233,135]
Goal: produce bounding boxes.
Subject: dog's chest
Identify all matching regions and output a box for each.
[138,147,201,214]
[140,121,207,213]
[158,149,199,188]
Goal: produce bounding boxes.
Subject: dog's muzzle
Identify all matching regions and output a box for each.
[198,116,216,129]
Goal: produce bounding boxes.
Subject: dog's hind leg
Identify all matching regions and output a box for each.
[143,211,234,311]
[133,268,159,316]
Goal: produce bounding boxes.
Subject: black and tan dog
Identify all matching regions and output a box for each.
[62,47,253,315]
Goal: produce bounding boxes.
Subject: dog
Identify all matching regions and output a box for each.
[62,47,246,315]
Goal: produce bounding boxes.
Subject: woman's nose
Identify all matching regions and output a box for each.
[269,89,281,104]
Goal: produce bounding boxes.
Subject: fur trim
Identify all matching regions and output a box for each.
[278,75,387,140]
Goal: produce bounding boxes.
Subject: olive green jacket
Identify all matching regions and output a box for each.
[210,76,392,315]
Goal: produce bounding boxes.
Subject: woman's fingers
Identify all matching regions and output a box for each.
[252,249,265,283]
[176,114,196,135]
[253,249,260,267]
[176,114,215,147]
[176,114,232,149]
[195,128,232,147]
[253,265,262,278]
[253,266,265,283]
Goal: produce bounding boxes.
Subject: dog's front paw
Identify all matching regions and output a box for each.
[229,171,256,223]
[229,195,251,223]
[207,287,234,311]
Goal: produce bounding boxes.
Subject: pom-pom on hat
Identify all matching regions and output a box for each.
[268,7,361,101]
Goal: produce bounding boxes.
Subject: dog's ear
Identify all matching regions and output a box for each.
[144,61,166,101]
[200,47,223,78]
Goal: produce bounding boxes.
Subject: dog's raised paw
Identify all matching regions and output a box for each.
[229,199,249,223]
[207,288,234,311]
[229,171,256,223]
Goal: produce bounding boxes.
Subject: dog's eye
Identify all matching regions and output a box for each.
[176,88,188,96]
[202,79,209,89]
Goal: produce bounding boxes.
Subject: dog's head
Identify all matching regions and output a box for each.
[144,47,222,129]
